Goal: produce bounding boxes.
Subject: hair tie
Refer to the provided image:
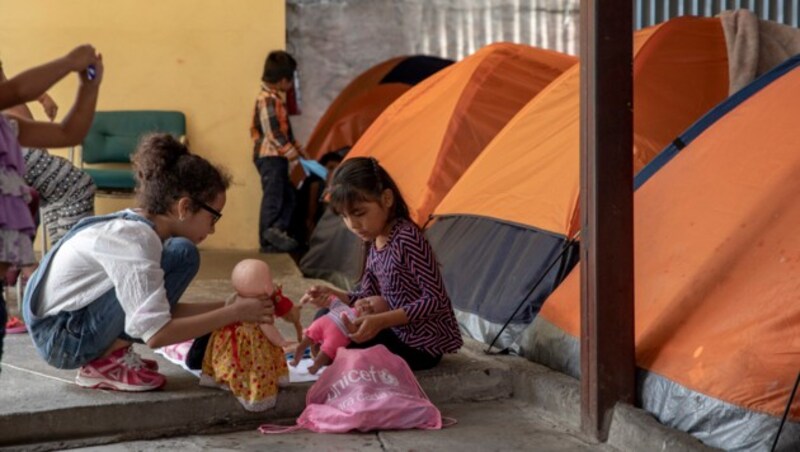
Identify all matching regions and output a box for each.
[164,136,190,169]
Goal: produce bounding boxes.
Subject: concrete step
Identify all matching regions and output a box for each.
[0,336,511,449]
[71,400,615,452]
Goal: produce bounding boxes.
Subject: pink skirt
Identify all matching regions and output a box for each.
[0,114,36,265]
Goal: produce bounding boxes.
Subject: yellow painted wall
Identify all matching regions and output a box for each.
[0,0,285,250]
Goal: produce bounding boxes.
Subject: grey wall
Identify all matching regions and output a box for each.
[286,0,798,148]
[286,0,579,146]
[635,0,800,29]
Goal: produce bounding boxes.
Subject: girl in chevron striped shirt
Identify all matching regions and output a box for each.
[300,157,462,370]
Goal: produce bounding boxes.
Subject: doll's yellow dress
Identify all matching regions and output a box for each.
[200,321,289,411]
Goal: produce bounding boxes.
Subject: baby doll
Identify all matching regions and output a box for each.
[200,259,298,411]
[291,295,388,374]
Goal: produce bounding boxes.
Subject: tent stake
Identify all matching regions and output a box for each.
[484,236,578,354]
[771,371,800,452]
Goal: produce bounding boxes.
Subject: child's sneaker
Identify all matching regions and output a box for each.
[140,356,159,371]
[127,348,159,371]
[75,346,166,391]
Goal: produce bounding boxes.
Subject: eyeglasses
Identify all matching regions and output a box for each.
[193,199,222,225]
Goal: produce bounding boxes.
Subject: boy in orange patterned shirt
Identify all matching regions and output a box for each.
[250,51,307,252]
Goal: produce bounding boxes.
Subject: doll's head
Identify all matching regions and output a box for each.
[231,259,273,297]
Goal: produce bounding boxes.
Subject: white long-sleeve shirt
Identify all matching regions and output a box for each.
[37,213,171,342]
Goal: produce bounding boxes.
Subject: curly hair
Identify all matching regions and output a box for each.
[131,133,231,214]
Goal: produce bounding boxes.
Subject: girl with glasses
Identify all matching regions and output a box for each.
[23,133,275,392]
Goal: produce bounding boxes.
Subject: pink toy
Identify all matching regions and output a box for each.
[290,295,388,374]
[291,298,356,374]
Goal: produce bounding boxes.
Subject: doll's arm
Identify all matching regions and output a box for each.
[281,306,305,342]
[291,335,314,367]
[260,323,291,348]
[292,318,304,343]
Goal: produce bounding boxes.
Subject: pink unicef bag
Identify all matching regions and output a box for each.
[259,345,452,433]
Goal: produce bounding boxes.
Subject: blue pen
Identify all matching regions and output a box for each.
[86,65,96,80]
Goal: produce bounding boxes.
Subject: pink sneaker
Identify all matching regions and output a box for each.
[75,346,166,392]
[140,356,159,372]
[131,349,159,371]
[110,346,159,371]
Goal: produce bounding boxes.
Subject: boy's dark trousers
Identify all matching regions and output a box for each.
[255,155,296,248]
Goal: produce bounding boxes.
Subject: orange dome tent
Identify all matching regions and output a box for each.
[348,43,579,225]
[300,43,578,286]
[529,55,800,451]
[306,55,453,159]
[427,16,729,348]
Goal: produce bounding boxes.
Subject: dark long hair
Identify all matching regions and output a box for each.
[327,157,409,221]
[327,157,411,278]
[132,133,231,214]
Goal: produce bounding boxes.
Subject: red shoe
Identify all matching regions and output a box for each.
[75,346,166,392]
[5,316,27,334]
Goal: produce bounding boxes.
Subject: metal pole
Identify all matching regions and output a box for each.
[579,0,636,441]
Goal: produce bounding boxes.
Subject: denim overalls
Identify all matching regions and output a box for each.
[23,210,199,369]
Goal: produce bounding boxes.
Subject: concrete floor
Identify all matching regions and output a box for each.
[0,250,712,451]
